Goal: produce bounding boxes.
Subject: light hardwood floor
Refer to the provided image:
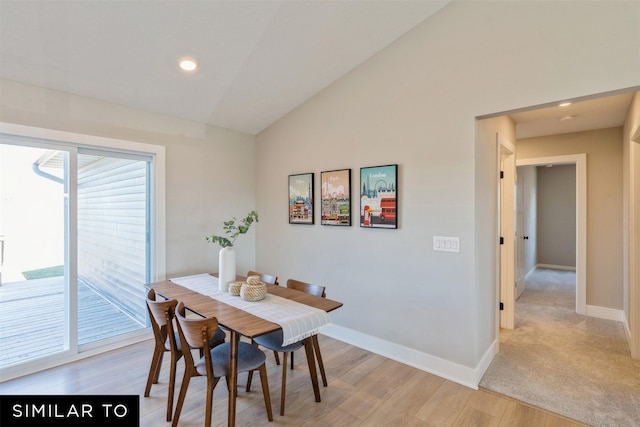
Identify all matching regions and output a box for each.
[0,336,587,427]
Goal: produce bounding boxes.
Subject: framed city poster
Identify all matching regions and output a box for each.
[360,164,398,229]
[288,173,314,224]
[321,169,351,226]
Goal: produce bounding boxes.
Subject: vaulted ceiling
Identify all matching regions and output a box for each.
[0,0,635,138]
[0,0,450,135]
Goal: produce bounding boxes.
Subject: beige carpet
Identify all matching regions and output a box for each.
[479,268,640,427]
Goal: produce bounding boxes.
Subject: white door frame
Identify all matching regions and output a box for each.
[629,125,640,358]
[516,154,587,315]
[498,135,516,329]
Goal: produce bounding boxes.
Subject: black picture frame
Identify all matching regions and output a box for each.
[288,173,314,224]
[321,169,351,226]
[360,164,398,229]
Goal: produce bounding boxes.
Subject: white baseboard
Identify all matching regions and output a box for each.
[536,264,576,271]
[321,324,495,389]
[623,314,632,346]
[585,305,624,322]
[475,338,499,385]
[524,266,537,279]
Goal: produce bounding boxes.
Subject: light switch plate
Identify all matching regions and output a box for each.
[433,236,460,253]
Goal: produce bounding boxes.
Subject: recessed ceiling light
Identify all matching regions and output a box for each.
[560,115,575,121]
[559,102,572,107]
[178,57,198,72]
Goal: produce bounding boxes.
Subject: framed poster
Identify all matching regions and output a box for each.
[360,164,398,229]
[288,173,314,224]
[321,169,351,226]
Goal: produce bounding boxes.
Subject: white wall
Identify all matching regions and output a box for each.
[0,79,258,278]
[536,165,576,268]
[255,0,640,381]
[475,115,515,363]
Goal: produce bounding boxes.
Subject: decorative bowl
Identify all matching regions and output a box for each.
[228,281,243,296]
[241,282,267,301]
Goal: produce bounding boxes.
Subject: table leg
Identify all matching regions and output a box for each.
[228,331,238,427]
[303,337,321,402]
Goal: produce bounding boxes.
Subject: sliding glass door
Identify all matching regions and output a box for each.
[0,143,70,366]
[76,150,150,346]
[0,137,151,371]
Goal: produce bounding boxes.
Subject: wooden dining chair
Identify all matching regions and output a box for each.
[247,270,281,365]
[247,270,278,285]
[172,302,273,427]
[144,289,181,422]
[247,278,328,416]
[286,279,328,388]
[286,278,326,298]
[144,289,226,422]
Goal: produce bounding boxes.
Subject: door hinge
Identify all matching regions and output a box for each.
[500,236,504,245]
[500,171,504,179]
[500,302,504,311]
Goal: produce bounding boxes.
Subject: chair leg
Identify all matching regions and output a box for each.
[246,370,253,392]
[290,351,294,370]
[246,340,259,392]
[144,348,162,397]
[166,353,178,422]
[258,365,273,421]
[171,370,191,427]
[273,350,280,365]
[153,348,165,384]
[280,352,288,416]
[312,335,327,387]
[205,376,220,427]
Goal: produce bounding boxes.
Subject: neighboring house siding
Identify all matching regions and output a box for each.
[78,156,148,325]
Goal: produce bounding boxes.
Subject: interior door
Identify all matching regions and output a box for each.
[515,168,526,298]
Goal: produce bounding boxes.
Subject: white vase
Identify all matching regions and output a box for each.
[218,247,236,292]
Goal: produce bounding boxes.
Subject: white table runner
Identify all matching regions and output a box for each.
[170,274,331,346]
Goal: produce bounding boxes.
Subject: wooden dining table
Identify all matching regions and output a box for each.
[145,274,343,427]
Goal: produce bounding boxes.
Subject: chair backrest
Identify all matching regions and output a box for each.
[175,302,221,376]
[286,279,326,298]
[175,302,220,349]
[247,270,278,285]
[146,288,179,349]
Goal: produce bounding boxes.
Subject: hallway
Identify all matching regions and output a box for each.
[480,268,640,427]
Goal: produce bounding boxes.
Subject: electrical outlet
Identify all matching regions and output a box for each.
[433,236,460,253]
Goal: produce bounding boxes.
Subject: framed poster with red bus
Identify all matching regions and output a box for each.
[360,164,397,229]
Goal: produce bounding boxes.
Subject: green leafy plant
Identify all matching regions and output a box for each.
[205,210,259,248]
